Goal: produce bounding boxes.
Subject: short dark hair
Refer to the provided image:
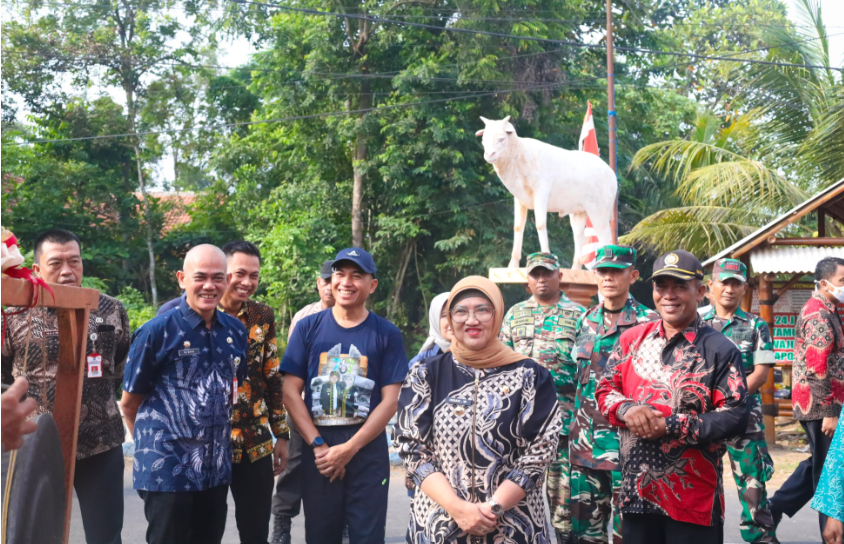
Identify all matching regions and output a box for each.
[221,241,262,264]
[33,228,82,263]
[815,257,844,282]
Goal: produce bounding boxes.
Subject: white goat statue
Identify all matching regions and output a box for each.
[476,116,617,269]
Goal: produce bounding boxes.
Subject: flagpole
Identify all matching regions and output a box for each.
[606,0,619,244]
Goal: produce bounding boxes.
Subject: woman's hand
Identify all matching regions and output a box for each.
[824,517,843,544]
[448,500,497,536]
[405,474,414,490]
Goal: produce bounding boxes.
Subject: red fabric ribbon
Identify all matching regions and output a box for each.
[2,236,55,345]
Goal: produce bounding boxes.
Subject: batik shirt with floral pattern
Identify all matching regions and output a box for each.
[125,298,248,492]
[595,316,748,527]
[500,293,585,435]
[222,300,288,464]
[2,294,130,459]
[811,412,844,522]
[569,296,658,471]
[792,292,844,420]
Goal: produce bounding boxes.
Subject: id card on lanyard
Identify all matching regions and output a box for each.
[232,356,241,405]
[87,328,102,378]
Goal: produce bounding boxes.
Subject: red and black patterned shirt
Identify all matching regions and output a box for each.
[793,292,844,420]
[222,299,288,463]
[595,315,748,527]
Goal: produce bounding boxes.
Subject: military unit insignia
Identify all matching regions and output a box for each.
[664,253,679,266]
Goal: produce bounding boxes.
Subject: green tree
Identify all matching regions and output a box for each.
[623,0,842,257]
[3,0,208,304]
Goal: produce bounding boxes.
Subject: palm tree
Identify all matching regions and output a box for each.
[622,0,842,257]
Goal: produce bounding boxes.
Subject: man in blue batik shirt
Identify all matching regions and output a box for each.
[121,245,248,544]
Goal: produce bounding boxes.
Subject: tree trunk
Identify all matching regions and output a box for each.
[172,144,179,192]
[351,76,370,247]
[125,86,158,306]
[133,144,158,307]
[387,241,413,322]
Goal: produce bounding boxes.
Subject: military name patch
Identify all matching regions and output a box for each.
[178,348,200,356]
[445,397,472,406]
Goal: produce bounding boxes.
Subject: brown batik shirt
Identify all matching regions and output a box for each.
[222,299,288,463]
[2,294,130,459]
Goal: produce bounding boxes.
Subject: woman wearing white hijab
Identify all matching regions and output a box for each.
[405,292,453,496]
[408,292,453,368]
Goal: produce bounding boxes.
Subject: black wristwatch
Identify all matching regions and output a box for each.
[310,436,325,448]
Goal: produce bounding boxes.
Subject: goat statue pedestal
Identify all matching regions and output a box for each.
[488,268,598,308]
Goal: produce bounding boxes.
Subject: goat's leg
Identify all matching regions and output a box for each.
[533,194,550,255]
[569,212,587,270]
[589,207,614,247]
[509,198,529,268]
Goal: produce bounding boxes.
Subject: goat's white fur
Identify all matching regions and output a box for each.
[477,116,617,269]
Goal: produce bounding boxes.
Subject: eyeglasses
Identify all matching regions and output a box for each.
[450,307,494,324]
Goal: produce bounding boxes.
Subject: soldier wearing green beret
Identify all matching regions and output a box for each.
[701,258,777,544]
[500,251,585,544]
[569,245,658,544]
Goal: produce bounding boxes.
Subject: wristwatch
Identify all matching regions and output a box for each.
[486,499,504,517]
[310,436,325,448]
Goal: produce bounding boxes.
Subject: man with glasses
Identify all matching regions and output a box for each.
[595,250,748,544]
[500,251,585,544]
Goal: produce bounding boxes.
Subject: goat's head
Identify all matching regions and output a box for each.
[475,116,516,164]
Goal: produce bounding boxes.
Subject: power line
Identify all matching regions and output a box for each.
[14,1,844,30]
[2,80,574,145]
[226,0,844,72]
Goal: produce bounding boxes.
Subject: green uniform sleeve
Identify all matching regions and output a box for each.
[500,307,515,348]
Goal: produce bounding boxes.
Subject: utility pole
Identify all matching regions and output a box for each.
[606,0,619,244]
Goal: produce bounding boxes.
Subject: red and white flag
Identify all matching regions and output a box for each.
[579,101,601,269]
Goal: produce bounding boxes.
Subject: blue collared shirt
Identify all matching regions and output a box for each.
[124,297,248,492]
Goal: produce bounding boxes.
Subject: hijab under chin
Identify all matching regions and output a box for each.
[447,276,525,369]
[418,292,452,355]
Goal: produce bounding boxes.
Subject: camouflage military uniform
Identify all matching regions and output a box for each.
[702,306,777,543]
[501,282,584,544]
[570,295,657,544]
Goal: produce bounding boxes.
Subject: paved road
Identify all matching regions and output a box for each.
[70,460,822,544]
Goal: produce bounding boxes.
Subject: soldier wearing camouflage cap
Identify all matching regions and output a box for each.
[569,245,658,544]
[499,251,585,544]
[702,258,778,543]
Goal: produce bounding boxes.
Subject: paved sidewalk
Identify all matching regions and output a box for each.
[70,459,823,544]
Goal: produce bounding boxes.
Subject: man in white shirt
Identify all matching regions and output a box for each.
[287,260,335,340]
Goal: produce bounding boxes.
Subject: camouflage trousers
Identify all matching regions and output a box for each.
[570,465,622,544]
[726,396,777,543]
[547,436,572,544]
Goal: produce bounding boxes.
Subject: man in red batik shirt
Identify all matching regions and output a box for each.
[769,256,844,541]
[595,250,749,544]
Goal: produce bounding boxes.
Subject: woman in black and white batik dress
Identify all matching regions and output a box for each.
[395,277,561,544]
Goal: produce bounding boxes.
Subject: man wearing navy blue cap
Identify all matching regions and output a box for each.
[280,247,408,543]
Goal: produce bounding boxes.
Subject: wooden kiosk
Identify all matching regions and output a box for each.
[703,178,844,444]
[489,268,598,307]
[1,277,100,544]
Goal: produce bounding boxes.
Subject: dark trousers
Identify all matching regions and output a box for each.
[231,454,274,544]
[138,485,228,544]
[301,424,390,544]
[272,418,303,518]
[770,418,833,537]
[74,445,125,544]
[623,513,723,544]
